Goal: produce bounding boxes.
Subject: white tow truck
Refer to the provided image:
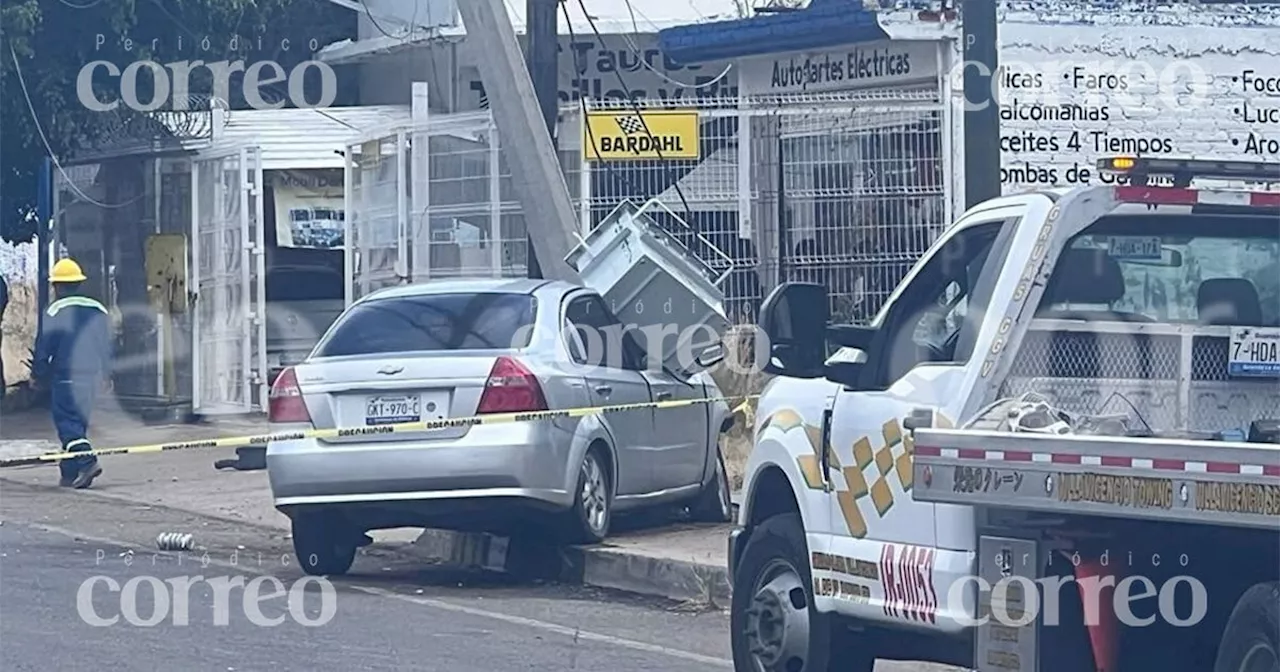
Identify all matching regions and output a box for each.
[730,157,1280,672]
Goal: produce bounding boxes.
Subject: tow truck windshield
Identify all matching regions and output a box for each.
[1044,214,1280,326]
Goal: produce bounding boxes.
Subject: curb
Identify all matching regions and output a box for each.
[408,528,732,604]
[0,466,737,605]
[573,544,731,604]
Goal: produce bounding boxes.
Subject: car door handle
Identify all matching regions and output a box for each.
[594,385,612,394]
[655,390,673,401]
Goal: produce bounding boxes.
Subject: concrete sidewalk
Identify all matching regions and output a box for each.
[0,408,731,604]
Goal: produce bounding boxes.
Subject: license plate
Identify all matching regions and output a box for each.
[1108,236,1163,260]
[365,395,421,425]
[1229,327,1280,377]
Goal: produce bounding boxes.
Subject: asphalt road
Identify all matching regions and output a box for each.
[0,484,732,672]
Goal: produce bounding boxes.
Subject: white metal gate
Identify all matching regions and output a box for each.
[344,111,538,303]
[191,147,266,414]
[345,131,407,301]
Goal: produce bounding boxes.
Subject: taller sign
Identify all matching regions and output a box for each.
[457,32,737,110]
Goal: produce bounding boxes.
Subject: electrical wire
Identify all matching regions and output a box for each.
[961,395,1020,429]
[360,0,413,39]
[7,44,146,210]
[360,0,446,119]
[136,0,357,130]
[615,0,733,89]
[8,1,350,216]
[561,1,683,221]
[572,0,694,219]
[1099,391,1155,436]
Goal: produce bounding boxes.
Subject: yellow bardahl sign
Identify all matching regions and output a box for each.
[583,110,700,161]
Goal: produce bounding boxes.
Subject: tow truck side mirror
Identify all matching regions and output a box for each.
[758,282,828,378]
[693,342,725,369]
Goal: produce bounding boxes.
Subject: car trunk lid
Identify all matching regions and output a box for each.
[295,353,506,443]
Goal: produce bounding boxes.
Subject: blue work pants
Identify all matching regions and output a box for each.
[52,379,98,479]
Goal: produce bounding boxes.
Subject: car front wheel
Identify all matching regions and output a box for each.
[731,513,874,672]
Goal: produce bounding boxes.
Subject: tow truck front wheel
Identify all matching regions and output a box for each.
[731,513,874,672]
[1214,582,1280,672]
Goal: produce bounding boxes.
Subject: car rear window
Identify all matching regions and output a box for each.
[314,292,537,357]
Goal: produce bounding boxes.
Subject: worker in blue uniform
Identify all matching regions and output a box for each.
[32,258,112,489]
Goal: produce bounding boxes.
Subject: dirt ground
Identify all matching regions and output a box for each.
[2,281,36,389]
[709,325,768,491]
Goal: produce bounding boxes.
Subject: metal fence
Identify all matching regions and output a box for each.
[578,90,949,324]
[341,90,950,324]
[344,111,586,301]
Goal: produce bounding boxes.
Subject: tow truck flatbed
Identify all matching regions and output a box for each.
[911,428,1280,530]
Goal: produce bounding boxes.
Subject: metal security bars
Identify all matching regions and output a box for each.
[1002,320,1280,435]
[346,131,406,299]
[344,111,588,302]
[191,147,267,414]
[340,89,951,326]
[576,90,949,325]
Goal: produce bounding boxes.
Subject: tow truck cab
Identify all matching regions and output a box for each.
[730,157,1280,672]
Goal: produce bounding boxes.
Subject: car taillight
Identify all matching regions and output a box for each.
[268,367,312,423]
[476,356,548,414]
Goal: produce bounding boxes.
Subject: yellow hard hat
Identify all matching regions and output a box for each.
[51,258,88,284]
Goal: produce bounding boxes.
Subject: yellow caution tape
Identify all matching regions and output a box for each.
[0,394,760,469]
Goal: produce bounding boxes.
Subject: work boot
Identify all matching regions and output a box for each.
[58,473,75,487]
[72,463,103,489]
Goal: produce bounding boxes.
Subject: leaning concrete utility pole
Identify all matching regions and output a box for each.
[457,0,583,284]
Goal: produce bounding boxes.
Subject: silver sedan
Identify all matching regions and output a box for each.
[266,279,734,575]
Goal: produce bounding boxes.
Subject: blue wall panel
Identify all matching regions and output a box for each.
[657,2,889,65]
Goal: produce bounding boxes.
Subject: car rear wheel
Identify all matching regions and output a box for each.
[566,449,612,544]
[292,515,358,576]
[690,446,733,523]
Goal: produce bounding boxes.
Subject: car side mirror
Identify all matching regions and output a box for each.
[759,282,828,378]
